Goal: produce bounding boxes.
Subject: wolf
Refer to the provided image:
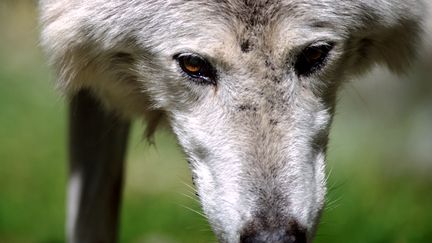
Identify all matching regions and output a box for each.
[39,0,426,242]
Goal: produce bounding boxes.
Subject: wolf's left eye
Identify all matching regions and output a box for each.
[294,43,334,76]
[175,53,217,85]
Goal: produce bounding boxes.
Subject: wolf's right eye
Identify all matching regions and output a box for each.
[175,53,217,85]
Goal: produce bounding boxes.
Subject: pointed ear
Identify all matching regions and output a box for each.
[346,1,425,74]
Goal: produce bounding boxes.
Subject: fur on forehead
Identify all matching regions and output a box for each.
[170,1,422,35]
[174,0,424,71]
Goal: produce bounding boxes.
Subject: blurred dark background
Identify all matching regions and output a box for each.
[0,1,431,242]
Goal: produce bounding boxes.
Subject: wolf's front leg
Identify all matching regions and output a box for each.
[67,89,130,243]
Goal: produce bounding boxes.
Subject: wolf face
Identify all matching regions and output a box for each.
[40,0,424,242]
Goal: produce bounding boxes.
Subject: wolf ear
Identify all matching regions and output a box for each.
[346,1,425,74]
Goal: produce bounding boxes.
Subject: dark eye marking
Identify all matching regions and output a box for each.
[174,53,217,85]
[294,43,334,76]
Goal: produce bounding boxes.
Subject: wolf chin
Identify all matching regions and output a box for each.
[39,0,426,242]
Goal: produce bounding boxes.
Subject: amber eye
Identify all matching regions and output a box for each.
[294,43,334,76]
[175,53,217,85]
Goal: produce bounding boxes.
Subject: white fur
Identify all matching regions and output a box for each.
[67,172,81,243]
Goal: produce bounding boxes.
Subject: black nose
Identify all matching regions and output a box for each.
[240,226,306,243]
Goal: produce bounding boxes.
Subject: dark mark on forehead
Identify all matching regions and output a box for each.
[240,0,282,27]
[238,104,258,112]
[240,39,252,53]
[214,0,282,53]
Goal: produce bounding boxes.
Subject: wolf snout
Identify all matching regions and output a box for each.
[240,222,307,243]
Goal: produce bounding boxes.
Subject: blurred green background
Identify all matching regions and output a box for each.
[0,1,431,243]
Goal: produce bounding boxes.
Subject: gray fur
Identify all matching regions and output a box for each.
[39,0,426,242]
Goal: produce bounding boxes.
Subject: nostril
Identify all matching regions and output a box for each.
[240,227,306,243]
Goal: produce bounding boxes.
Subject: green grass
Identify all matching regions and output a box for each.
[316,159,432,243]
[1,2,431,243]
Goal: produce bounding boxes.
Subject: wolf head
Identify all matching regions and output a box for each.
[40,0,425,242]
